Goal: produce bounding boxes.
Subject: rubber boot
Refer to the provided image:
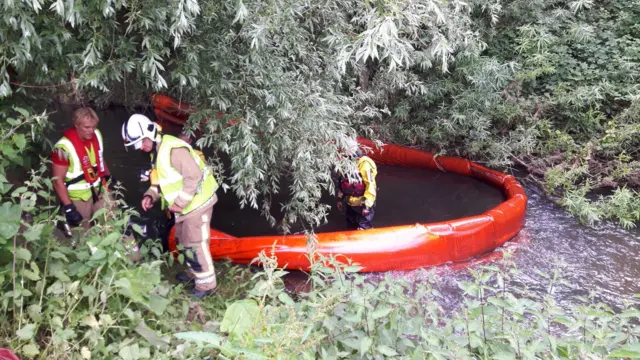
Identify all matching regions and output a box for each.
[191,288,216,300]
[176,272,194,285]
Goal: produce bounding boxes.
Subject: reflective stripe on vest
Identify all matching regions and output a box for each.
[54,130,103,193]
[155,135,219,216]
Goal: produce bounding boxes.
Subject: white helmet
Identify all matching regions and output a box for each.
[122,114,158,150]
[342,137,359,157]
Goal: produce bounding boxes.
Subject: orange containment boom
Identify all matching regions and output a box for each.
[153,94,528,272]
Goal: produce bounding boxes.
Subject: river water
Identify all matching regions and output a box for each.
[47,103,640,309]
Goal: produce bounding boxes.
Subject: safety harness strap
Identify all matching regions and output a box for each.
[63,128,106,183]
[64,166,98,187]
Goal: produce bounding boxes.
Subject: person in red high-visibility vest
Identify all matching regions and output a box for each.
[51,108,117,235]
[0,348,19,360]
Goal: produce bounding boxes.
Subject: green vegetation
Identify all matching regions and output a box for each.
[1,0,639,358]
[1,175,639,359]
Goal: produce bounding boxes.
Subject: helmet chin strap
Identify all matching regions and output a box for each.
[347,150,363,159]
[149,133,161,164]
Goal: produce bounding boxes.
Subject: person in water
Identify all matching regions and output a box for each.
[51,107,117,234]
[334,138,378,230]
[122,114,219,299]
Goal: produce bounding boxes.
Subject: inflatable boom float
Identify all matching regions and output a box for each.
[153,95,528,272]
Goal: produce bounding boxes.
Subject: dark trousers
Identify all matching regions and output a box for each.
[345,203,375,230]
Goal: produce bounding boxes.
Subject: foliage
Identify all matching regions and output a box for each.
[343,0,640,227]
[0,167,182,358]
[173,249,640,359]
[2,0,638,228]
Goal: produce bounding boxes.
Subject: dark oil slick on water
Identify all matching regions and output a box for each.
[47,103,640,310]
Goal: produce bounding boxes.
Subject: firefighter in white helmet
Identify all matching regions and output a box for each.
[122,114,219,299]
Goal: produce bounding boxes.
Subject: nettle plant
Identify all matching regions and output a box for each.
[173,250,640,359]
[0,163,191,359]
[0,109,199,359]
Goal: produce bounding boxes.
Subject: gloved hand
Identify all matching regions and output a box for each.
[139,169,151,182]
[64,204,83,227]
[336,200,344,212]
[141,195,154,212]
[362,206,370,216]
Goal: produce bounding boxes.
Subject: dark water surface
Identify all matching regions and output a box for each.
[47,104,640,308]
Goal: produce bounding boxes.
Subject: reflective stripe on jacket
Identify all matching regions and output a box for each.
[53,129,104,201]
[155,135,219,216]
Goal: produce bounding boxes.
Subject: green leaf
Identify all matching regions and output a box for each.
[492,351,517,360]
[119,343,141,360]
[2,144,18,159]
[619,311,640,318]
[148,295,169,315]
[610,344,640,358]
[609,349,640,358]
[0,183,13,195]
[0,202,21,238]
[82,315,100,329]
[37,190,50,199]
[13,106,30,117]
[371,306,392,319]
[82,285,98,298]
[488,297,509,308]
[98,232,121,247]
[139,347,150,359]
[27,304,42,322]
[22,343,39,357]
[174,331,222,347]
[278,292,295,306]
[13,134,26,150]
[11,186,27,197]
[22,268,40,281]
[30,261,40,276]
[377,345,398,356]
[23,223,44,242]
[90,249,106,261]
[90,208,106,221]
[50,251,68,261]
[343,265,363,273]
[16,323,37,340]
[360,337,373,354]
[136,321,170,349]
[115,277,132,292]
[220,299,260,337]
[46,281,65,295]
[100,314,114,327]
[52,269,70,282]
[301,324,315,344]
[15,248,32,262]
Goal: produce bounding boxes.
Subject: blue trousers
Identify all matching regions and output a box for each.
[345,203,375,230]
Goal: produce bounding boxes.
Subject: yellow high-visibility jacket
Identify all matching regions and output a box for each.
[337,156,377,208]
